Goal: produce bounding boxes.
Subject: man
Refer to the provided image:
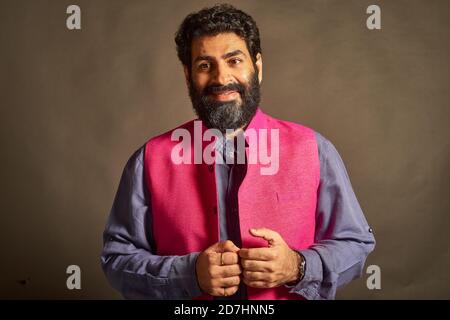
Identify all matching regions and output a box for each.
[101,3,375,300]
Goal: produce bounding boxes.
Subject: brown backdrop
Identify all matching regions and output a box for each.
[1,0,449,299]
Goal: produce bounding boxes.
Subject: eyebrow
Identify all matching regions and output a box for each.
[193,49,246,64]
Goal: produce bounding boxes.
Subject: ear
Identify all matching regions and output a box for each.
[183,65,191,89]
[255,53,263,84]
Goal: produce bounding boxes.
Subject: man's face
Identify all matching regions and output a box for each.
[185,32,263,133]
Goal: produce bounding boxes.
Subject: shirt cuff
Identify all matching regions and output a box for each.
[285,249,324,300]
[169,252,203,299]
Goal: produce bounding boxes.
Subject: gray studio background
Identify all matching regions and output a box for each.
[1,0,449,299]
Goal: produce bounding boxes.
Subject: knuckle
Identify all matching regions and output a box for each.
[220,267,229,278]
[207,266,216,278]
[210,279,219,288]
[228,286,238,295]
[207,253,216,264]
[211,288,221,296]
[227,277,237,287]
[271,250,279,259]
[223,277,231,287]
[235,265,242,275]
[224,252,237,263]
[224,240,233,247]
[227,265,239,277]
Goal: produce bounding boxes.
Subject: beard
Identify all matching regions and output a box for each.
[188,71,261,133]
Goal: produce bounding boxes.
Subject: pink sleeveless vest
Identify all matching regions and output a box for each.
[144,108,320,300]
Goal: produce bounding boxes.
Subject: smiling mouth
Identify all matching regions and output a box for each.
[210,90,240,101]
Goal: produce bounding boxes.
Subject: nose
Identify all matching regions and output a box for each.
[211,61,232,86]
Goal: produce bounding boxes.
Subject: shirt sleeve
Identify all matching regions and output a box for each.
[287,132,376,300]
[100,146,203,299]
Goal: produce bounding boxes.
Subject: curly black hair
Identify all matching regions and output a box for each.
[175,3,261,69]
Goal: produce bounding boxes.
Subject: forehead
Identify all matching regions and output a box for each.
[191,32,250,59]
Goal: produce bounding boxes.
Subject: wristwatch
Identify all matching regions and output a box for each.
[297,252,306,282]
[287,251,306,285]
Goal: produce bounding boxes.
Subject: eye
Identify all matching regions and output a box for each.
[228,58,242,65]
[198,63,210,71]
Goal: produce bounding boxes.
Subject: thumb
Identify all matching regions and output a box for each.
[218,240,240,253]
[249,228,284,246]
[207,240,240,253]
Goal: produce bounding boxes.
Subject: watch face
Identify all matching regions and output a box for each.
[299,253,306,281]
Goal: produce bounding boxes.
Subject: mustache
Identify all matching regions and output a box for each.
[203,82,245,96]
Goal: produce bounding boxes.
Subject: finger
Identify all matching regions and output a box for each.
[249,228,282,246]
[224,286,239,296]
[217,264,242,278]
[205,242,222,253]
[218,240,240,253]
[239,248,277,261]
[243,278,276,289]
[221,252,239,265]
[205,240,239,254]
[211,286,239,297]
[242,270,273,282]
[240,259,273,272]
[206,252,238,267]
[207,252,222,266]
[212,276,240,288]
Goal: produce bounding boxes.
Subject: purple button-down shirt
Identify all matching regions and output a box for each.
[101,131,375,300]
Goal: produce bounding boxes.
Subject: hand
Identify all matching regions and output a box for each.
[195,240,242,296]
[239,228,301,288]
